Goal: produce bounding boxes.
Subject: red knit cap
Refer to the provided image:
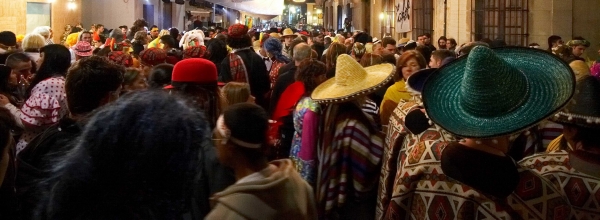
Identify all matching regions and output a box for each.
[183,45,207,59]
[228,24,249,39]
[164,58,217,89]
[108,51,133,67]
[139,48,167,67]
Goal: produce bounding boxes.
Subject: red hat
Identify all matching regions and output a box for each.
[299,31,310,36]
[139,48,167,67]
[228,24,249,39]
[164,58,217,89]
[108,51,133,67]
[183,45,207,59]
[74,41,93,57]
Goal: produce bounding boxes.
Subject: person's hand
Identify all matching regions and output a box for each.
[0,94,10,106]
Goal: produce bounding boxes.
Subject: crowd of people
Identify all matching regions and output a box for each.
[0,18,598,219]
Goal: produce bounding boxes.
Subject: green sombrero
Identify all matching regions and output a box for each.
[422,46,576,138]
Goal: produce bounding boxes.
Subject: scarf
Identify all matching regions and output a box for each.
[229,47,252,90]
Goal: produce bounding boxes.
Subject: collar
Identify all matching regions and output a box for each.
[236,164,275,184]
[232,46,252,53]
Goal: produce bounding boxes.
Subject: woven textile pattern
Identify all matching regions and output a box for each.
[520,151,600,220]
[376,99,456,220]
[384,138,571,219]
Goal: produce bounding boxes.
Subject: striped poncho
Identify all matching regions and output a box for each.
[316,101,384,218]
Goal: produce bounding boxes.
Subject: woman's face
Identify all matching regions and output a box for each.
[446,40,455,48]
[438,39,446,48]
[401,58,421,80]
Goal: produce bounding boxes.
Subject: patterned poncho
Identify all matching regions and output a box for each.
[316,101,384,218]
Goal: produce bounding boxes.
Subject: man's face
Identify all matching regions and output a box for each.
[572,45,586,57]
[98,26,104,33]
[121,28,127,35]
[284,36,293,45]
[81,33,92,44]
[384,44,396,54]
[151,29,159,38]
[11,61,32,84]
[417,36,425,45]
[424,36,431,45]
[317,35,324,43]
[429,56,441,68]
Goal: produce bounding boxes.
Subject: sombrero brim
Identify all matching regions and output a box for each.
[406,68,437,93]
[423,46,576,138]
[311,63,395,103]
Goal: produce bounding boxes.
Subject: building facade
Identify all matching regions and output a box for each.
[322,0,600,60]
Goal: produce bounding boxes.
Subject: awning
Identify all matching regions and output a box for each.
[205,0,284,18]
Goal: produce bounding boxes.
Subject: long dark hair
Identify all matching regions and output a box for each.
[27,44,71,98]
[35,91,209,220]
[206,38,228,65]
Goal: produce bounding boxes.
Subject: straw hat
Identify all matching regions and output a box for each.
[551,76,600,128]
[422,46,576,138]
[311,54,394,103]
[269,32,281,39]
[281,28,297,38]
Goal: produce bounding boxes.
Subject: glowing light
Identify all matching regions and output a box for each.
[379,13,384,20]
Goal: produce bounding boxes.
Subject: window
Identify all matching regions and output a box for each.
[337,5,342,30]
[26,2,51,34]
[412,0,434,39]
[471,0,529,46]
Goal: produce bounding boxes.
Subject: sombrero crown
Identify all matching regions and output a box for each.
[311,54,394,103]
[423,46,576,138]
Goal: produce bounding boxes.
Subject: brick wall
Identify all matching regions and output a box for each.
[0,0,82,44]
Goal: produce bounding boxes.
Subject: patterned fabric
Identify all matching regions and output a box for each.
[539,121,564,148]
[546,135,572,152]
[108,51,133,67]
[591,61,600,79]
[386,140,571,219]
[139,48,167,67]
[183,45,207,59]
[228,52,249,85]
[289,97,321,186]
[17,77,68,153]
[519,151,600,219]
[376,99,456,220]
[227,24,248,39]
[316,102,384,217]
[269,60,285,91]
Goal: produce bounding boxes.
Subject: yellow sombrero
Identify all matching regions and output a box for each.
[311,54,394,103]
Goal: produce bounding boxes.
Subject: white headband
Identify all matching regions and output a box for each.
[216,115,262,149]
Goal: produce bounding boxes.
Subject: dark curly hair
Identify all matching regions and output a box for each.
[35,90,210,219]
[226,34,251,49]
[66,56,124,115]
[295,59,326,96]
